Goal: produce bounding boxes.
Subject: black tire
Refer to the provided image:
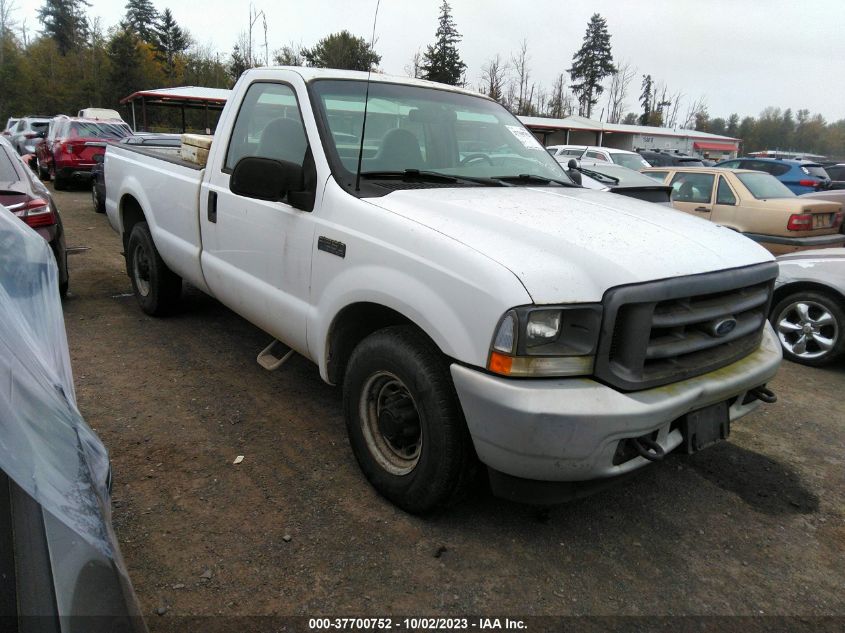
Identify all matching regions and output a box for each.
[36,158,48,180]
[53,169,67,190]
[343,325,477,514]
[770,290,845,366]
[59,280,68,299]
[126,221,181,316]
[92,184,105,213]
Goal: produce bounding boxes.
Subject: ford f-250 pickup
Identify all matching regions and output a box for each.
[105,67,782,513]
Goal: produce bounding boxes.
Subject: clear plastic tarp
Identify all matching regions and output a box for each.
[0,204,139,613]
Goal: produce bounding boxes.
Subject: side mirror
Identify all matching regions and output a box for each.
[230,156,303,202]
[566,159,582,186]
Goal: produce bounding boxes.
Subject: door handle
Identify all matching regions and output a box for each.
[694,206,710,212]
[208,191,217,223]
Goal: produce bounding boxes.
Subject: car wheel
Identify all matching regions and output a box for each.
[92,184,105,213]
[127,221,181,316]
[52,167,67,190]
[342,325,477,514]
[771,290,845,366]
[37,158,49,180]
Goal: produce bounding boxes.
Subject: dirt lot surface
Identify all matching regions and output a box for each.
[50,185,844,627]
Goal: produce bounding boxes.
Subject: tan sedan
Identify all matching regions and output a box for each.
[642,167,844,254]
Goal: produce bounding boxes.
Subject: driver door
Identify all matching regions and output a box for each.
[200,80,317,355]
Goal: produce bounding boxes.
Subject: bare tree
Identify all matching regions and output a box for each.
[479,54,508,103]
[404,48,423,78]
[682,95,708,129]
[666,90,684,128]
[547,73,569,119]
[652,81,672,126]
[604,60,634,123]
[510,39,531,116]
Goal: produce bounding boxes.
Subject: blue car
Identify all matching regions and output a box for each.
[715,157,831,195]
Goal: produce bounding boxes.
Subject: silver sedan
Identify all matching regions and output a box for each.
[772,248,845,365]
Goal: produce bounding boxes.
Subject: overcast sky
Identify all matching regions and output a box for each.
[16,0,845,121]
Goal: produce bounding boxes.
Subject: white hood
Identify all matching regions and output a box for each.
[366,186,773,304]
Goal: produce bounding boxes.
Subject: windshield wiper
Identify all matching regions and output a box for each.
[577,167,620,185]
[491,174,576,187]
[360,169,507,187]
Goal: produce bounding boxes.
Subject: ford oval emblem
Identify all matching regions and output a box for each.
[712,318,737,337]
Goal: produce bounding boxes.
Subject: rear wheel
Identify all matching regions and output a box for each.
[127,221,181,316]
[91,183,105,213]
[771,290,845,366]
[342,326,477,514]
[52,167,67,190]
[36,157,49,180]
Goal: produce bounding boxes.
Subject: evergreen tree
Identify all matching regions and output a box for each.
[302,30,379,71]
[726,113,740,137]
[124,0,157,42]
[227,43,248,82]
[37,0,90,54]
[107,27,144,104]
[421,1,465,85]
[568,13,615,118]
[154,8,187,77]
[639,74,652,125]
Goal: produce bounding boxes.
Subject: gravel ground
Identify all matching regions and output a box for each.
[50,184,844,629]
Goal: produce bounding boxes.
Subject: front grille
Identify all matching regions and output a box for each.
[594,263,778,391]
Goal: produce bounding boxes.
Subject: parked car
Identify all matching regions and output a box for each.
[564,159,672,205]
[715,157,831,195]
[8,115,51,156]
[39,117,132,189]
[819,162,845,190]
[91,133,181,213]
[34,115,67,181]
[0,135,69,295]
[0,204,146,631]
[638,149,705,167]
[800,189,845,233]
[643,166,844,255]
[1,117,19,138]
[546,144,650,169]
[771,248,845,366]
[105,67,782,512]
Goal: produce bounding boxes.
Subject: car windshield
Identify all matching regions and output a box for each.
[310,79,571,185]
[610,153,650,169]
[582,163,663,186]
[31,121,50,132]
[69,121,132,139]
[737,172,795,199]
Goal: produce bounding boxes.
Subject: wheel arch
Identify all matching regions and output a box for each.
[772,281,845,311]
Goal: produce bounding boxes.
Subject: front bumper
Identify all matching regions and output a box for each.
[451,323,782,483]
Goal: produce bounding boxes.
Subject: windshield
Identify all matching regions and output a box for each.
[610,153,650,169]
[737,172,795,199]
[310,79,571,186]
[69,121,132,139]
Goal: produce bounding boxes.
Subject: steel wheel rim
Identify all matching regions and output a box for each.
[132,243,152,297]
[776,300,838,360]
[359,371,422,476]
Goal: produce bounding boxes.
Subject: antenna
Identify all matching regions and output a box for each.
[354,0,381,192]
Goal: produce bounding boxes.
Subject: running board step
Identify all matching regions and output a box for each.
[256,340,294,371]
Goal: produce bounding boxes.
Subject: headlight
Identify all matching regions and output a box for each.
[487,305,602,377]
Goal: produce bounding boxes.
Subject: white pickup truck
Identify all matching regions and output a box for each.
[105,67,782,512]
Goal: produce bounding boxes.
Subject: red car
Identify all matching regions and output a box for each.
[36,117,131,190]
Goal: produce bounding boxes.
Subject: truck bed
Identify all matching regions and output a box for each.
[104,142,209,293]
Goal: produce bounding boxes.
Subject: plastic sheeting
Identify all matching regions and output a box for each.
[0,204,115,557]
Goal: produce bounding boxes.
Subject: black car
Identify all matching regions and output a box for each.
[92,134,181,214]
[638,149,705,167]
[820,162,845,190]
[0,135,69,295]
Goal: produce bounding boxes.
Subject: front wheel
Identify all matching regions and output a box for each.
[127,221,182,316]
[343,326,477,514]
[771,290,845,366]
[92,183,105,213]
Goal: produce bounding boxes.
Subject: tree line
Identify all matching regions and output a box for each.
[0,0,843,157]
